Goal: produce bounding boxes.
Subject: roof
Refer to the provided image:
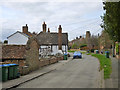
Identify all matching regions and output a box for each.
[36,32,68,45]
[24,32,33,37]
[7,31,30,39]
[1,45,26,60]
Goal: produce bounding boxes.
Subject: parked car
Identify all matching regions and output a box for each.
[73,51,82,59]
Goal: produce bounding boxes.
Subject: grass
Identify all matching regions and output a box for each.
[91,54,112,79]
[86,53,92,55]
[68,50,86,54]
[68,50,75,53]
[80,51,86,54]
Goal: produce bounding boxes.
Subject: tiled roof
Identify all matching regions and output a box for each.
[36,32,68,45]
[1,45,26,60]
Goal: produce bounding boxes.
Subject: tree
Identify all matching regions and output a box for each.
[71,43,78,49]
[101,2,120,42]
[80,44,87,48]
[86,35,99,49]
[99,30,113,50]
[4,40,8,44]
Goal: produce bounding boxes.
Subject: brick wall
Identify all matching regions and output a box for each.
[3,60,25,67]
[3,59,25,74]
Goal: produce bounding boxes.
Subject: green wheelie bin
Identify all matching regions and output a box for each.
[105,51,109,58]
[64,53,68,60]
[8,64,19,79]
[2,64,9,82]
[0,65,2,82]
[96,50,99,54]
[8,64,14,80]
[12,64,19,79]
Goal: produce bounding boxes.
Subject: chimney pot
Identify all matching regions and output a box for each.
[59,25,61,29]
[58,25,62,33]
[48,28,50,32]
[42,22,47,32]
[80,36,82,38]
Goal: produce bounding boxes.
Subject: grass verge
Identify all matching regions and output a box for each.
[86,53,91,55]
[68,50,75,53]
[68,50,86,54]
[91,54,112,79]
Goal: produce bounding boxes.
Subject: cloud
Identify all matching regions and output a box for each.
[0,0,103,2]
[0,2,104,41]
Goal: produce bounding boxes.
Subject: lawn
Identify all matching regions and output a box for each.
[68,50,75,53]
[91,54,112,79]
[80,51,86,54]
[68,50,86,54]
[86,53,91,55]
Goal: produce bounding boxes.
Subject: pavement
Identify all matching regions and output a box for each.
[16,54,101,88]
[2,56,73,89]
[105,56,118,88]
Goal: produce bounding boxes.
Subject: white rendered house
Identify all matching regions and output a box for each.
[7,31,29,45]
[7,24,32,45]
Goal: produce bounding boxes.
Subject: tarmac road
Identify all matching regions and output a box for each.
[18,54,100,88]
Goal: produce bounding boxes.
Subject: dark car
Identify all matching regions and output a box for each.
[73,51,82,59]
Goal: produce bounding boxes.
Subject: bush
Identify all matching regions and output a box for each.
[71,43,78,49]
[90,49,95,53]
[116,43,119,55]
[68,50,75,53]
[4,40,8,44]
[80,44,87,48]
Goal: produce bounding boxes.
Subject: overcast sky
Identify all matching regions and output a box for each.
[0,0,104,41]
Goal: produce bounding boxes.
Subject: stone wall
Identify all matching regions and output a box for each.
[20,55,63,75]
[39,56,63,68]
[25,37,40,73]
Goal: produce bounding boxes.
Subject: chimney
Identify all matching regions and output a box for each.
[23,24,28,34]
[86,31,91,39]
[79,36,82,38]
[98,33,99,37]
[58,25,62,50]
[76,37,78,39]
[48,28,50,32]
[42,22,47,32]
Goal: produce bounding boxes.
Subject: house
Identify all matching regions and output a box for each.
[36,22,68,55]
[7,24,32,45]
[69,31,99,50]
[99,30,112,51]
[7,22,68,55]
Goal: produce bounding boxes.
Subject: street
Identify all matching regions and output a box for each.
[1,2,120,89]
[17,54,100,88]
